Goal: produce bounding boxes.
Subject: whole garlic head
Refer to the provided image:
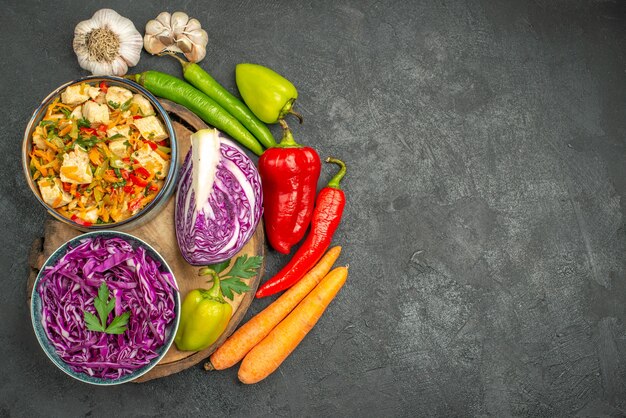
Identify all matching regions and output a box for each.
[73,9,143,76]
[144,12,208,63]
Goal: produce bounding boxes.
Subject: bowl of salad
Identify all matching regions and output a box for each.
[30,231,180,385]
[22,76,178,231]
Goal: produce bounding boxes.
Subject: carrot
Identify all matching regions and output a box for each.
[237,265,348,384]
[206,246,342,371]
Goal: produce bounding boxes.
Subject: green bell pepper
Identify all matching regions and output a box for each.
[174,270,232,352]
[235,63,302,124]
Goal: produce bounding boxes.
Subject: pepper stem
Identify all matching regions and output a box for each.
[279,99,303,124]
[325,157,347,189]
[198,268,224,300]
[273,120,302,148]
[161,51,191,71]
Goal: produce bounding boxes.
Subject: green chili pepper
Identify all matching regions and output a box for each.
[169,56,276,149]
[235,63,302,124]
[131,71,264,156]
[174,269,232,352]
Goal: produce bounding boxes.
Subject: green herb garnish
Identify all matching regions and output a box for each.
[77,117,91,129]
[84,282,130,334]
[121,98,133,111]
[75,136,99,149]
[108,100,120,109]
[108,133,124,140]
[199,255,263,300]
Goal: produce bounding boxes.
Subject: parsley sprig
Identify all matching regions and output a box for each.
[84,282,131,334]
[199,255,263,300]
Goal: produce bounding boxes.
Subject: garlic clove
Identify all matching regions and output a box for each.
[184,18,202,33]
[143,35,167,55]
[119,38,142,66]
[185,45,206,63]
[186,29,208,46]
[155,12,172,29]
[176,37,193,54]
[146,19,168,36]
[157,33,176,46]
[110,57,129,77]
[171,12,190,36]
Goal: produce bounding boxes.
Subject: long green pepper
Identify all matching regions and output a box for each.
[171,57,277,149]
[132,71,264,156]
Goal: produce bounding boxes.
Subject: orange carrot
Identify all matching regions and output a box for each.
[207,246,342,371]
[237,266,348,384]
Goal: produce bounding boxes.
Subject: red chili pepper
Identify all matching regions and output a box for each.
[97,124,108,133]
[130,174,148,187]
[149,184,159,191]
[258,123,320,254]
[135,166,150,178]
[146,141,158,151]
[70,214,93,227]
[123,184,134,194]
[120,169,130,180]
[157,140,168,146]
[99,81,108,93]
[133,115,143,120]
[256,158,346,298]
[80,127,97,135]
[62,182,71,192]
[122,157,131,163]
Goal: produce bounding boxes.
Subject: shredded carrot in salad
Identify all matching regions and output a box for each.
[29,81,171,226]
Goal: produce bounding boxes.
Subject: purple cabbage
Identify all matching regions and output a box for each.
[175,129,262,265]
[37,236,178,380]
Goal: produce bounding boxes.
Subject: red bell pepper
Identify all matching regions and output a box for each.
[99,81,108,93]
[130,174,148,187]
[70,214,93,227]
[258,123,320,254]
[135,166,150,178]
[256,158,346,298]
[128,197,143,212]
[146,141,158,151]
[80,127,97,136]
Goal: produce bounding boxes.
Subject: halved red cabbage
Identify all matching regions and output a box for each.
[37,236,177,380]
[175,129,262,265]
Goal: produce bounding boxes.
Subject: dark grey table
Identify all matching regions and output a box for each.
[2,1,625,416]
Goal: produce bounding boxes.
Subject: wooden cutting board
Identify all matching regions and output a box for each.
[26,99,265,383]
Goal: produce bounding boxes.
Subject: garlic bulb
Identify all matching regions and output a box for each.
[144,12,208,63]
[73,9,143,76]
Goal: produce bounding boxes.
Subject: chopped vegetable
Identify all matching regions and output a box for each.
[238,266,349,384]
[207,246,341,371]
[36,236,178,379]
[175,129,262,265]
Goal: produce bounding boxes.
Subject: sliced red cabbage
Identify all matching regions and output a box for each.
[37,236,177,380]
[175,129,262,265]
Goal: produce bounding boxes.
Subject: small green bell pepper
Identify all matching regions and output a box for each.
[235,63,302,124]
[174,270,232,352]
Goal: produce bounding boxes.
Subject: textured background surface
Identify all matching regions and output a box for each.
[2,0,626,416]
